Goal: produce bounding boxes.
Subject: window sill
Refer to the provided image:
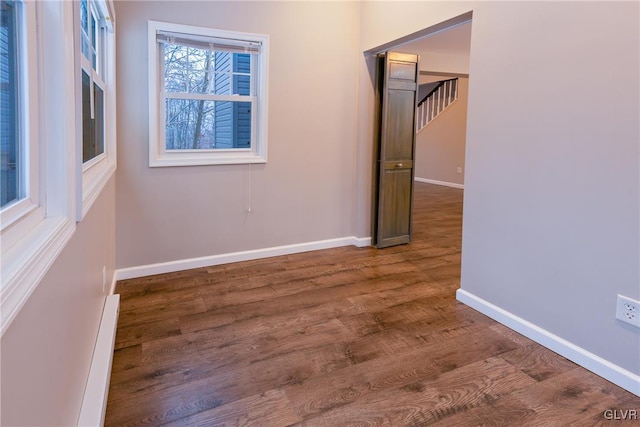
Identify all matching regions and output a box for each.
[149,151,267,167]
[80,157,116,219]
[1,216,75,335]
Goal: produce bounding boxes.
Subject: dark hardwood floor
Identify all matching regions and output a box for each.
[105,183,639,426]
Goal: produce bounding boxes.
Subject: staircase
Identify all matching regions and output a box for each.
[416,78,458,133]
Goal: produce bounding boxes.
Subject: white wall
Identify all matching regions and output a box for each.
[115,1,361,269]
[1,177,116,426]
[358,1,640,379]
[461,1,640,376]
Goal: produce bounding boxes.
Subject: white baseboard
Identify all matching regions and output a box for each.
[415,177,464,189]
[78,294,120,427]
[115,236,372,282]
[350,236,372,248]
[456,289,640,397]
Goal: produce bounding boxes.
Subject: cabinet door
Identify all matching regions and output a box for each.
[373,52,418,248]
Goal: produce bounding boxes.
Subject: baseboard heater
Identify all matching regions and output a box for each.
[78,294,120,427]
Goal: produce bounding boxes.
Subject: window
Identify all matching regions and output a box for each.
[1,0,42,237]
[80,0,105,164]
[76,0,115,219]
[148,21,269,166]
[1,0,77,334]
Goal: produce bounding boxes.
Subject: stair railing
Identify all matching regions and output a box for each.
[416,78,458,133]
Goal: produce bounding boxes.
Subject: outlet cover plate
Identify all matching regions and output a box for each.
[616,294,640,328]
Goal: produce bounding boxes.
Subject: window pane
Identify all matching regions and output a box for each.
[90,12,96,69]
[80,0,89,60]
[163,42,253,96]
[1,0,21,208]
[214,52,252,96]
[165,99,251,150]
[80,0,88,32]
[82,71,105,162]
[82,34,90,61]
[93,81,104,154]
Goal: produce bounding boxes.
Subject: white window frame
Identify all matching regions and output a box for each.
[75,0,116,219]
[148,21,269,167]
[1,0,77,335]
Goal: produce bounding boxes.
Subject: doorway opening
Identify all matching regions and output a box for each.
[367,12,472,248]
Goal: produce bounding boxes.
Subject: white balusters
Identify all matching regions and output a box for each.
[415,78,459,133]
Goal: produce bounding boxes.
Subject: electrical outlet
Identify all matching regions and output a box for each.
[102,266,107,293]
[456,166,463,174]
[616,294,640,328]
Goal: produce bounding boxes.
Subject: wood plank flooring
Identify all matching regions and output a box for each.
[105,183,639,426]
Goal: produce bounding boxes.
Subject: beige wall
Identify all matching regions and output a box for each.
[415,76,468,185]
[358,1,639,375]
[115,1,361,269]
[1,177,116,426]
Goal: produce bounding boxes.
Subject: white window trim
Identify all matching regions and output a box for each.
[75,0,116,220]
[1,0,77,335]
[148,20,269,167]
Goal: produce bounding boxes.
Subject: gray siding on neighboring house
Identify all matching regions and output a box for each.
[213,51,251,149]
[232,54,251,149]
[213,51,232,148]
